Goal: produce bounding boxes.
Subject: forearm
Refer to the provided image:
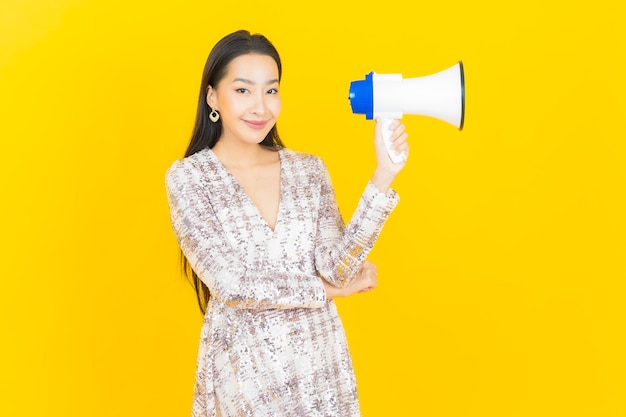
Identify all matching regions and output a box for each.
[316,181,399,287]
[191,254,328,310]
[370,167,396,195]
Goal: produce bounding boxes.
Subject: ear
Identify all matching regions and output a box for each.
[206,85,217,109]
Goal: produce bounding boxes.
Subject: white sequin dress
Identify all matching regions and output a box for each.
[165,147,399,417]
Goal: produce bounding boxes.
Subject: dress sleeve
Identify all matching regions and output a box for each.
[165,160,327,310]
[314,158,399,288]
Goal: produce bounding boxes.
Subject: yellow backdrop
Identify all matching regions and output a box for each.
[1,1,625,416]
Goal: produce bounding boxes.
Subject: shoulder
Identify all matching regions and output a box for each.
[280,148,327,172]
[165,148,212,186]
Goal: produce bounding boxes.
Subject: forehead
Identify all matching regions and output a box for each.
[223,53,279,82]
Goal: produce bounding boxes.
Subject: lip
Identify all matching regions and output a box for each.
[244,120,268,130]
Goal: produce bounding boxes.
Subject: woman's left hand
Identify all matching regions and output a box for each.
[371,119,409,193]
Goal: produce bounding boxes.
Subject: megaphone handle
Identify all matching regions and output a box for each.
[380,118,407,164]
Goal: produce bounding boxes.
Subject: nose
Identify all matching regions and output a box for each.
[250,92,267,116]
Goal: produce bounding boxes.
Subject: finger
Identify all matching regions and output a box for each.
[364,267,378,279]
[392,123,406,137]
[364,262,377,272]
[388,119,401,130]
[392,133,409,152]
[368,276,378,288]
[361,260,376,271]
[391,130,408,145]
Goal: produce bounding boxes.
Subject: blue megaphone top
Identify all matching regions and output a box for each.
[348,72,374,120]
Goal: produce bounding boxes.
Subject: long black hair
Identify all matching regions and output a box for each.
[182,30,285,315]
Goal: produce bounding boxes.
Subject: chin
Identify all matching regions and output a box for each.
[253,132,272,144]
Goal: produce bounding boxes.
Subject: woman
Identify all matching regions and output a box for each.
[165,30,409,417]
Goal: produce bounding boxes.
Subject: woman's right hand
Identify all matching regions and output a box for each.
[352,260,378,294]
[323,261,378,299]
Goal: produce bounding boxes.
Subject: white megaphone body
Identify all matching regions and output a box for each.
[349,61,465,163]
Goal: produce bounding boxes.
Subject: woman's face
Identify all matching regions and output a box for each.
[207,53,281,146]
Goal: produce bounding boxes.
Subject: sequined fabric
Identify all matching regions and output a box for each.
[165,148,399,417]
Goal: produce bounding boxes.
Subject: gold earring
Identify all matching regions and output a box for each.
[209,107,220,123]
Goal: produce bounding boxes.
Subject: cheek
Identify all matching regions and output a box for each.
[270,97,282,115]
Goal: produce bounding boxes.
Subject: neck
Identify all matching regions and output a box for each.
[212,141,270,168]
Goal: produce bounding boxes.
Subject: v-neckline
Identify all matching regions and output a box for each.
[208,148,284,234]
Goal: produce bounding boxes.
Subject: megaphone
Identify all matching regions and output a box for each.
[349,61,465,163]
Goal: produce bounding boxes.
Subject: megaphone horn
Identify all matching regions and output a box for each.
[349,61,465,163]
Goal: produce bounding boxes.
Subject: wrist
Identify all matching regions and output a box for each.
[323,280,345,300]
[371,168,395,194]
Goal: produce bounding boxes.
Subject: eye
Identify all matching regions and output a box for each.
[236,88,250,94]
[267,88,279,95]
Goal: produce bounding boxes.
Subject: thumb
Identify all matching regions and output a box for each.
[374,118,383,142]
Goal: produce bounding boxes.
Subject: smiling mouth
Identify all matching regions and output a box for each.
[244,120,268,130]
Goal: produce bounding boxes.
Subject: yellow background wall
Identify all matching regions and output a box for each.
[1,1,624,416]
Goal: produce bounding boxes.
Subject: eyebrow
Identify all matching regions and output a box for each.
[232,77,279,85]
